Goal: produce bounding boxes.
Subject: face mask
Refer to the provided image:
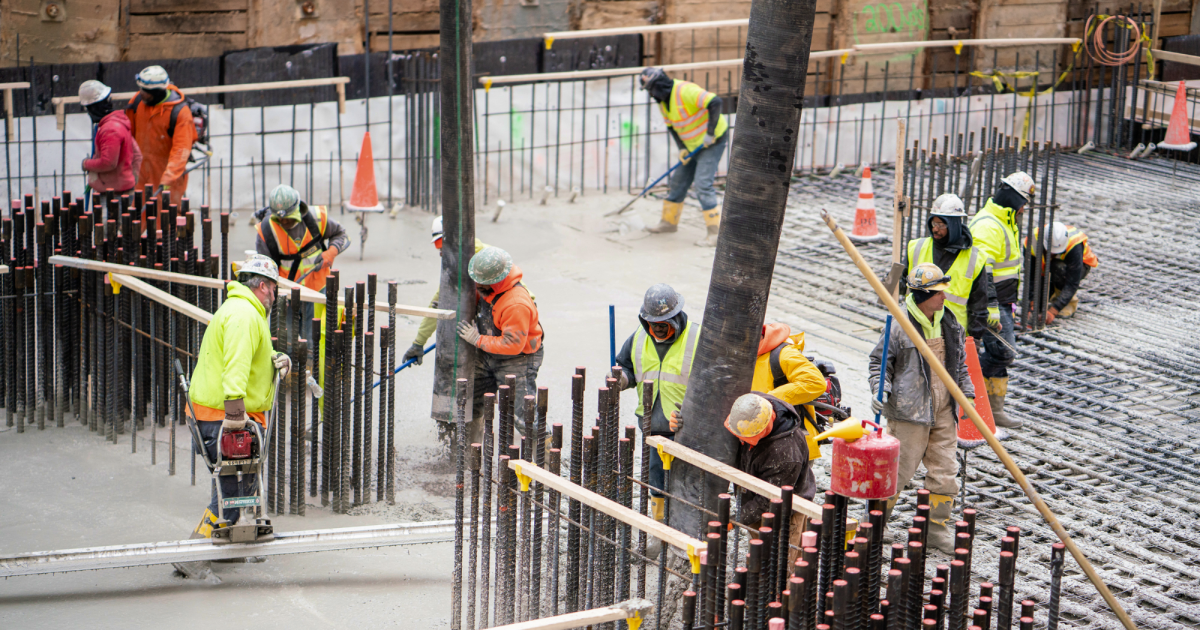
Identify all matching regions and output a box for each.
[86,99,113,124]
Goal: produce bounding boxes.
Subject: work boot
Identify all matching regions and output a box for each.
[883,495,899,524]
[173,509,220,581]
[646,200,682,233]
[926,493,957,554]
[694,208,721,246]
[650,496,666,522]
[1059,294,1079,318]
[986,377,1022,429]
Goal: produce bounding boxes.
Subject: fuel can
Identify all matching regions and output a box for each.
[830,429,900,499]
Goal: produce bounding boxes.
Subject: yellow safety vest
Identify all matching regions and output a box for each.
[907,238,984,329]
[1029,225,1099,268]
[633,321,701,417]
[659,80,729,152]
[969,200,1022,283]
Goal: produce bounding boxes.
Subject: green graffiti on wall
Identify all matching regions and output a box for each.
[620,120,640,151]
[851,0,928,60]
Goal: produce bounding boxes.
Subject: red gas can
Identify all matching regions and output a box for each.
[830,428,900,499]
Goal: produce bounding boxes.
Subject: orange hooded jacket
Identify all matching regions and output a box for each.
[477,265,543,356]
[126,85,196,195]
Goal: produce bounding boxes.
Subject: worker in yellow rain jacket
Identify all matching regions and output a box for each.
[1029,221,1098,323]
[639,68,729,247]
[750,323,828,465]
[968,171,1034,429]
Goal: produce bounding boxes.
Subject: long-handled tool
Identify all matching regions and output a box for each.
[350,343,435,401]
[874,314,892,425]
[604,146,703,217]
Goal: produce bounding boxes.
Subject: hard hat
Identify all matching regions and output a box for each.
[1047,221,1069,255]
[235,254,280,283]
[468,246,513,286]
[78,80,112,107]
[135,65,170,90]
[1001,171,1036,202]
[907,262,950,292]
[268,184,302,218]
[930,193,966,218]
[639,283,684,323]
[639,67,666,90]
[724,394,775,446]
[431,215,444,243]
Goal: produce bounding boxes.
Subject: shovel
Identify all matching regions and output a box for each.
[604,145,703,218]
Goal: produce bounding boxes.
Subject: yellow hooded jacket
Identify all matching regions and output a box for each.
[751,325,827,459]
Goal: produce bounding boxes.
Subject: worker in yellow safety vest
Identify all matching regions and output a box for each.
[1029,221,1099,323]
[905,193,998,340]
[639,68,729,247]
[968,171,1035,429]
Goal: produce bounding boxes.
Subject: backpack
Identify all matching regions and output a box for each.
[767,331,844,435]
[128,90,209,158]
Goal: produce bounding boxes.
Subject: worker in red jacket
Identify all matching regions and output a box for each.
[79,80,142,196]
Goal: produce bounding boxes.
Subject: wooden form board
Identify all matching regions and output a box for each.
[110,273,213,325]
[507,459,706,556]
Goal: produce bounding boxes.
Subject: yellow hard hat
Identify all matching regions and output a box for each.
[907,262,950,292]
[724,394,775,446]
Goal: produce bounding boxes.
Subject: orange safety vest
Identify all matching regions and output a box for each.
[256,205,331,291]
[1029,224,1099,268]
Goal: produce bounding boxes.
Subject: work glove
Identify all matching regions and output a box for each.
[679,149,693,165]
[703,133,717,148]
[321,246,339,269]
[81,158,91,173]
[223,399,247,431]
[616,370,630,391]
[305,370,324,399]
[272,352,292,379]
[403,343,425,365]
[987,307,1002,332]
[669,403,683,432]
[1044,307,1059,324]
[457,321,482,347]
[870,392,889,415]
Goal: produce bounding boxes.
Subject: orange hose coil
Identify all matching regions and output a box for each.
[1085,14,1142,66]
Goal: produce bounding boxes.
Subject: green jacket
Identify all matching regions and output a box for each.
[190,281,278,412]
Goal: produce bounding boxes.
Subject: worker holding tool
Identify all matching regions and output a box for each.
[869,263,974,554]
[904,193,997,339]
[751,323,830,464]
[179,255,288,570]
[457,246,544,445]
[125,65,197,198]
[79,80,142,198]
[614,284,700,521]
[639,67,728,246]
[1030,221,1098,323]
[255,184,350,339]
[969,172,1034,429]
[403,215,489,367]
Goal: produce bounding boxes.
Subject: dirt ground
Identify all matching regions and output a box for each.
[0,188,877,628]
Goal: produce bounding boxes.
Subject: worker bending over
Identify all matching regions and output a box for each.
[1035,221,1098,323]
[457,247,544,445]
[79,80,142,198]
[126,65,196,198]
[752,323,829,465]
[403,216,489,366]
[869,263,974,554]
[639,68,728,246]
[614,284,700,521]
[968,172,1034,429]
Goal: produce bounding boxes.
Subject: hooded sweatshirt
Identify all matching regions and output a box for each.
[189,281,278,421]
[476,265,543,356]
[902,215,997,338]
[616,309,692,433]
[735,393,817,523]
[83,110,143,193]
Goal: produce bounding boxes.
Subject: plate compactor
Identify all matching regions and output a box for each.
[171,360,278,579]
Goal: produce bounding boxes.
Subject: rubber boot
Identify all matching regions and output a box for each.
[650,497,666,522]
[647,200,682,233]
[173,509,220,581]
[986,377,1022,429]
[694,208,721,247]
[926,493,956,554]
[883,495,899,524]
[645,496,668,559]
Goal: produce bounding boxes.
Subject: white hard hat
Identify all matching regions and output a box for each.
[930,193,966,218]
[234,254,279,283]
[135,65,170,90]
[1047,221,1069,255]
[431,215,443,242]
[78,80,112,107]
[1001,171,1036,202]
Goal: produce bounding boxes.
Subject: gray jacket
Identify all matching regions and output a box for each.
[867,311,975,426]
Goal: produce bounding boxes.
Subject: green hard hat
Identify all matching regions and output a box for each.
[468,246,513,286]
[268,184,302,218]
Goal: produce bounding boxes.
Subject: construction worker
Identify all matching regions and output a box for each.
[1035,221,1098,323]
[752,323,828,465]
[255,184,350,339]
[968,172,1034,429]
[638,67,728,247]
[179,254,289,573]
[402,216,489,366]
[868,263,975,554]
[126,65,197,198]
[79,80,142,198]
[456,246,544,445]
[614,283,700,521]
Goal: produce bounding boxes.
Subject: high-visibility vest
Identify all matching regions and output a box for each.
[659,80,729,152]
[633,321,701,417]
[256,205,330,292]
[969,199,1022,283]
[1029,224,1099,268]
[907,238,983,330]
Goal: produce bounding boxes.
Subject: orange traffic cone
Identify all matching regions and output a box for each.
[849,164,886,243]
[1158,81,1197,152]
[345,132,384,212]
[958,336,1000,448]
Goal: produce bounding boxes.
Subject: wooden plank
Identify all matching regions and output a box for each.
[0,82,31,90]
[276,276,455,320]
[128,33,247,61]
[482,51,855,86]
[854,37,1079,53]
[111,273,213,325]
[130,12,248,34]
[546,18,751,40]
[489,603,650,630]
[368,12,439,34]
[645,437,827,521]
[1153,48,1200,67]
[507,459,706,557]
[1158,11,1192,37]
[131,0,248,12]
[52,77,350,107]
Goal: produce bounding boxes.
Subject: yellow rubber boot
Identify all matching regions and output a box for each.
[172,509,221,580]
[986,376,1021,429]
[650,496,666,522]
[926,493,956,554]
[695,208,721,247]
[647,200,682,234]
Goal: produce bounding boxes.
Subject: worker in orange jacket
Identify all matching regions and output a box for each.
[126,65,197,198]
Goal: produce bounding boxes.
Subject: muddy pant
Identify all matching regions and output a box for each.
[197,420,258,524]
[978,305,1016,379]
[471,346,544,447]
[887,336,959,497]
[666,133,728,211]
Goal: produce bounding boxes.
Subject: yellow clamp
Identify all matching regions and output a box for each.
[627,612,643,630]
[514,464,531,492]
[840,52,849,65]
[107,272,122,295]
[545,36,554,50]
[656,443,674,471]
[1072,41,1082,53]
[484,77,493,93]
[687,544,701,574]
[953,41,963,56]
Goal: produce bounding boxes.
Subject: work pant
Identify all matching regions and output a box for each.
[666,133,728,211]
[1050,265,1088,317]
[646,429,675,497]
[978,305,1016,378]
[886,407,959,499]
[198,420,258,524]
[471,345,544,447]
